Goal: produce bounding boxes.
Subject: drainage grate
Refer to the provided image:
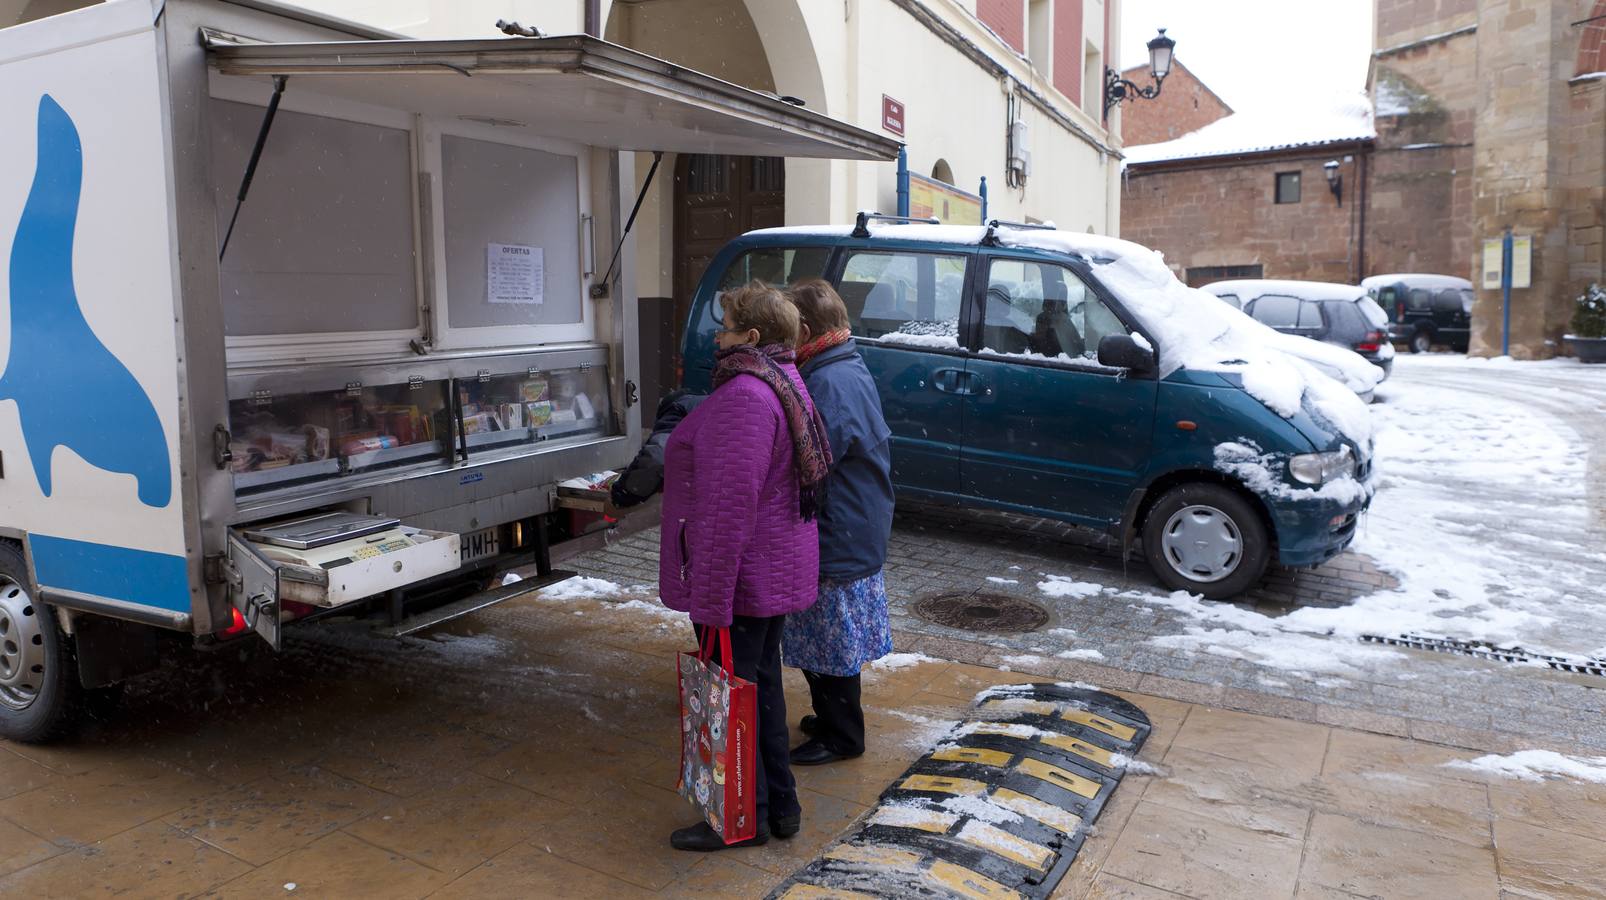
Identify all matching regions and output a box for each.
[1362,633,1606,678]
[912,592,1051,634]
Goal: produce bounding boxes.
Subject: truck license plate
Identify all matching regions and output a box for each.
[460,527,500,564]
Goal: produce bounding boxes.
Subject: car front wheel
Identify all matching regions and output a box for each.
[0,542,86,743]
[1142,484,1271,600]
[1410,330,1432,354]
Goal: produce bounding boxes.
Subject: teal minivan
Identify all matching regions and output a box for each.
[680,217,1376,599]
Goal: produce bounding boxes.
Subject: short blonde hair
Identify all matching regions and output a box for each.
[787,278,852,336]
[720,280,800,348]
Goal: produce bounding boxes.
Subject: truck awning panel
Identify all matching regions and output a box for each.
[204,31,901,161]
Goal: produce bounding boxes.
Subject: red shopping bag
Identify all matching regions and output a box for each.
[677,627,758,844]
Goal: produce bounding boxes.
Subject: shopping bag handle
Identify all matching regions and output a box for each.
[697,626,735,674]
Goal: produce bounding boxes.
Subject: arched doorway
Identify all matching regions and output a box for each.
[605,0,806,418]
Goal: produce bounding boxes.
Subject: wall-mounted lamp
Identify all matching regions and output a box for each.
[1323,159,1343,206]
[1104,28,1176,120]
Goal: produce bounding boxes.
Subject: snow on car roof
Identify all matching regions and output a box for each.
[1359,273,1473,290]
[747,222,1377,446]
[1122,91,1374,166]
[1203,279,1367,302]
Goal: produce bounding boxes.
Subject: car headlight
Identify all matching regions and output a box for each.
[1289,446,1355,485]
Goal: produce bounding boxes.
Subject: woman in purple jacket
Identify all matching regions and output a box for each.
[659,281,831,851]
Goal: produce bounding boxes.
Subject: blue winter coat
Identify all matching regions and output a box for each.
[801,340,894,581]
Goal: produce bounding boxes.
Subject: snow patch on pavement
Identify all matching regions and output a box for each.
[1443,750,1606,784]
[1056,648,1106,661]
[870,652,939,672]
[538,577,625,601]
[1037,576,1106,599]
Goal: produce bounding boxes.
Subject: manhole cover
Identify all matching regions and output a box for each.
[911,592,1050,633]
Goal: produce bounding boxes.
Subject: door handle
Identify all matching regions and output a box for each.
[963,372,989,397]
[933,368,964,393]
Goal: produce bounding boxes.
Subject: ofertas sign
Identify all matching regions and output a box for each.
[882,95,905,136]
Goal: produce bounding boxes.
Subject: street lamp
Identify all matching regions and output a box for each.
[1104,28,1176,119]
[1323,159,1343,206]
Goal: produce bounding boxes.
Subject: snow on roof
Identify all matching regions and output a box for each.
[1123,91,1375,166]
[1359,273,1473,290]
[1203,279,1367,302]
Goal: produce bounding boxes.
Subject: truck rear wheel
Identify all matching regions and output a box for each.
[1141,483,1270,600]
[1410,330,1432,354]
[0,542,86,743]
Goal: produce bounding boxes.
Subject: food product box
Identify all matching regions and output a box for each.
[521,376,550,403]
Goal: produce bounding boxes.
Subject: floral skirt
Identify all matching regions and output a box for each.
[781,571,892,677]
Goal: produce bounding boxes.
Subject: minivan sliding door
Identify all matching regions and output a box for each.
[832,248,975,502]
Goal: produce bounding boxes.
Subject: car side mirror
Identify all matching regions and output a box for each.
[1098,334,1155,371]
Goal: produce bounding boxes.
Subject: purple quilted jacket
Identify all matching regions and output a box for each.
[658,366,821,627]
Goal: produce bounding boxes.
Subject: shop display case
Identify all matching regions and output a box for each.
[226,349,612,497]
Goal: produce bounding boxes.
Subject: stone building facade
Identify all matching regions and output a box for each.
[1373,0,1605,358]
[1121,141,1371,287]
[1118,59,1232,147]
[1121,0,1604,358]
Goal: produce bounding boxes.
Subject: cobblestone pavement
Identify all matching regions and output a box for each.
[569,357,1606,755]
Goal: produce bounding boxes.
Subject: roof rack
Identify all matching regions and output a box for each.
[981,218,1057,246]
[851,211,940,238]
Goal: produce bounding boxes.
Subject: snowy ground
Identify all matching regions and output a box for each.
[1128,353,1606,674]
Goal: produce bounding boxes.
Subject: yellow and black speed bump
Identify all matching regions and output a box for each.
[768,683,1151,900]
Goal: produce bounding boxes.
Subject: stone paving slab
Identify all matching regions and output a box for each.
[0,588,1600,898]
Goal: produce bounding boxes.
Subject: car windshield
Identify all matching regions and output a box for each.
[1357,296,1388,329]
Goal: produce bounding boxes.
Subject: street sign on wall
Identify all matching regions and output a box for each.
[882,95,905,136]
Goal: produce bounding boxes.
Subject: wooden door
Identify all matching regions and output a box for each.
[672,154,785,351]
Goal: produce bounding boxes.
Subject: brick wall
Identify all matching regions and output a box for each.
[1053,0,1082,106]
[1121,148,1367,285]
[1118,59,1232,147]
[977,0,1024,51]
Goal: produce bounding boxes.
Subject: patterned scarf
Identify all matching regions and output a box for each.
[713,343,833,521]
[795,327,854,367]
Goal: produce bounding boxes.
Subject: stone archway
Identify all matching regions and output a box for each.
[603,0,825,415]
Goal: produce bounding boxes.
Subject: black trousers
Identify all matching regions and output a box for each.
[803,669,865,756]
[695,616,800,827]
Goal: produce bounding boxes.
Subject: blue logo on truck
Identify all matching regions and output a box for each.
[2,95,171,508]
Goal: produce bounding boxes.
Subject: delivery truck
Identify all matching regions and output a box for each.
[0,0,898,741]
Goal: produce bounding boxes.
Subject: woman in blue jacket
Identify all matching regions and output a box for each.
[782,279,896,766]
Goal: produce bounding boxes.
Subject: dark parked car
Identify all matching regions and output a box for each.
[1361,273,1474,353]
[1203,280,1394,380]
[679,220,1377,599]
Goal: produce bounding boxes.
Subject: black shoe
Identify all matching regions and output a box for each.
[669,821,770,851]
[799,714,820,736]
[789,738,860,766]
[770,813,802,839]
